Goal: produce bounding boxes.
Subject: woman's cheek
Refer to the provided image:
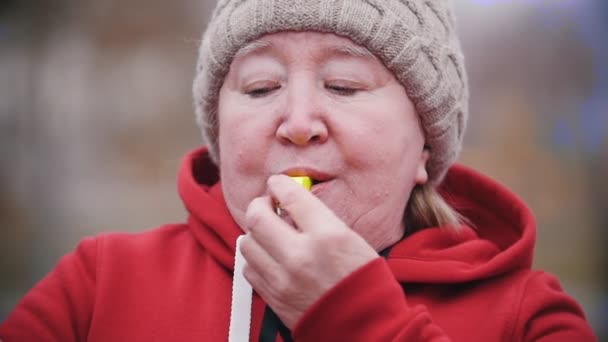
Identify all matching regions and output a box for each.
[339,130,400,169]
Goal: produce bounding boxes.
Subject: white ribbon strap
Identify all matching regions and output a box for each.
[228,235,253,342]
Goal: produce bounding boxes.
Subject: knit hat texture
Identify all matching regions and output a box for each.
[193,0,468,184]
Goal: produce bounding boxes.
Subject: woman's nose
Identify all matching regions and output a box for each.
[275,83,328,146]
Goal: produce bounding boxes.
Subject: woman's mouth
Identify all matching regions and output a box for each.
[281,168,334,194]
[310,178,334,195]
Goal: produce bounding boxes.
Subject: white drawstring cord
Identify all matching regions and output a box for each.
[228,235,253,342]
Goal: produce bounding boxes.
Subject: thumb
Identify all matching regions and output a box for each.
[267,174,345,234]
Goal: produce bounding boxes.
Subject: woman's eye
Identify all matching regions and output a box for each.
[326,83,359,96]
[246,85,280,98]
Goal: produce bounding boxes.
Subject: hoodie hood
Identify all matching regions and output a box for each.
[178,147,536,283]
[178,147,242,271]
[386,164,536,283]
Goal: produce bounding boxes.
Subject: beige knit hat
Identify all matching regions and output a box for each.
[193,0,468,184]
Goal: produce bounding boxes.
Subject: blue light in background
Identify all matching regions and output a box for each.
[485,0,608,155]
[470,0,545,5]
[552,118,577,151]
[570,1,608,155]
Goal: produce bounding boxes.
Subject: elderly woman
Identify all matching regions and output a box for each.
[0,0,596,341]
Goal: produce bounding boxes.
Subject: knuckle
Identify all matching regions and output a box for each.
[242,264,256,284]
[318,225,347,242]
[242,263,252,278]
[273,277,290,296]
[238,235,252,256]
[278,187,300,211]
[271,275,296,302]
[284,249,311,272]
[316,227,353,250]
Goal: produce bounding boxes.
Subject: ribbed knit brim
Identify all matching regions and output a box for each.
[193,0,468,184]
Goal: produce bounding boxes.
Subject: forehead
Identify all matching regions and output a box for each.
[233,31,376,62]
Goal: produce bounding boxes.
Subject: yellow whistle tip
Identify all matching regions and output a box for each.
[289,176,312,191]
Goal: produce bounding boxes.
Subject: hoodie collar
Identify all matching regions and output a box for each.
[387,164,536,283]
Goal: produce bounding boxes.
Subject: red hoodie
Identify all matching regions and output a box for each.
[0,148,596,341]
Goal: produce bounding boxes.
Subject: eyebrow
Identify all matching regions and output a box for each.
[233,39,377,61]
[325,45,376,60]
[234,40,273,59]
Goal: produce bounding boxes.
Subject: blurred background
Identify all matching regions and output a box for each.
[1,0,606,338]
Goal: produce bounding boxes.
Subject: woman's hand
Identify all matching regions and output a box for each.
[240,174,379,329]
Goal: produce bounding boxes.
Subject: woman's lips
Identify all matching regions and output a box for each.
[310,178,333,196]
[278,167,335,196]
[276,169,333,197]
[281,168,333,183]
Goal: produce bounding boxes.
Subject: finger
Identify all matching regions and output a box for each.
[242,263,300,331]
[239,233,283,286]
[267,174,345,233]
[245,195,299,260]
[242,262,275,303]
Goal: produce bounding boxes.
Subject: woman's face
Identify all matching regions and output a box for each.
[217,31,429,251]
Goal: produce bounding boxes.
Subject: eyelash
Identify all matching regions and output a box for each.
[245,83,361,98]
[246,86,281,98]
[325,84,359,96]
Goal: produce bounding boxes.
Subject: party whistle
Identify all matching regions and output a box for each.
[289,176,312,191]
[275,176,312,216]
